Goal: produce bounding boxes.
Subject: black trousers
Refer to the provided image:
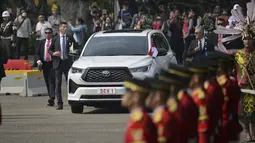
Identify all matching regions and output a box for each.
[1,39,13,59]
[170,38,184,64]
[16,37,29,59]
[42,61,55,103]
[55,60,69,105]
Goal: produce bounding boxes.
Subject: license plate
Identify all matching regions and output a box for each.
[97,88,116,94]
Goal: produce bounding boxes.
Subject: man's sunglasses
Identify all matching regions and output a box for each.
[45,32,52,34]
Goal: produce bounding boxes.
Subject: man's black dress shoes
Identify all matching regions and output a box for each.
[56,105,63,110]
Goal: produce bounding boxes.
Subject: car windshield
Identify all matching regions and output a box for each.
[82,36,148,56]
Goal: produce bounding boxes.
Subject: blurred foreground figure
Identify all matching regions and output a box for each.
[122,78,157,143]
[145,77,180,143]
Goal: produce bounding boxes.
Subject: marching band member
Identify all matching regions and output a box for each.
[122,78,157,143]
[145,77,180,143]
[186,62,211,143]
[165,64,198,143]
[214,54,243,143]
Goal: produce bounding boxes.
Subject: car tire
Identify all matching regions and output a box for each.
[71,105,84,114]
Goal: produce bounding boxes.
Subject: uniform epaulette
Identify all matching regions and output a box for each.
[177,90,184,101]
[153,110,162,123]
[193,88,205,99]
[131,110,143,122]
[217,75,228,86]
[204,81,209,90]
[167,98,177,113]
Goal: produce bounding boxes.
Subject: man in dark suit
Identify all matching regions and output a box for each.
[48,22,76,110]
[186,26,214,62]
[36,28,55,107]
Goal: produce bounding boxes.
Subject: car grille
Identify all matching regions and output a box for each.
[81,68,131,82]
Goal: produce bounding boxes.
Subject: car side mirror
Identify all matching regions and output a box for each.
[157,49,167,56]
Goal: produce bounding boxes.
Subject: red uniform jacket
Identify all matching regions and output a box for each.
[215,75,242,142]
[167,97,184,143]
[177,89,199,142]
[124,108,158,143]
[204,78,224,135]
[191,88,210,143]
[152,106,179,143]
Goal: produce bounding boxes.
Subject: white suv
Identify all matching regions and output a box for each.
[68,29,177,113]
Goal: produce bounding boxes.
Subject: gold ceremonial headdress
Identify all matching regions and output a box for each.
[214,1,255,53]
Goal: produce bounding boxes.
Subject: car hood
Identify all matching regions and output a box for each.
[72,56,152,68]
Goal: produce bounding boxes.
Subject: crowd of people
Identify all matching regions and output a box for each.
[0,5,77,110]
[0,5,87,67]
[0,1,238,65]
[1,0,255,142]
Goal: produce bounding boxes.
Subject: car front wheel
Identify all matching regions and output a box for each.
[71,105,84,114]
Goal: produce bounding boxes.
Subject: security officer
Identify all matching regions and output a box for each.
[0,11,14,59]
[186,62,211,143]
[145,77,180,143]
[213,54,242,143]
[122,78,157,143]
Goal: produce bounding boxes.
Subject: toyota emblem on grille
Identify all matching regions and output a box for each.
[102,70,111,77]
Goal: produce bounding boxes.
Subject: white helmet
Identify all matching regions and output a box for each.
[2,11,10,17]
[233,4,240,10]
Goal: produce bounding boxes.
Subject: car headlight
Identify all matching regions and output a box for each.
[71,67,83,73]
[129,65,150,73]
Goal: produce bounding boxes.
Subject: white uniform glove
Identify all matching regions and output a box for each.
[37,60,43,66]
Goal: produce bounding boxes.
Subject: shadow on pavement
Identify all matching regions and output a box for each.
[84,107,129,114]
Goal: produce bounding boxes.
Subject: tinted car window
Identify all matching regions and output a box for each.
[152,34,169,52]
[83,36,148,56]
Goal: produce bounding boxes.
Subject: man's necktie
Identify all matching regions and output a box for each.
[62,36,67,59]
[199,40,202,51]
[45,40,51,61]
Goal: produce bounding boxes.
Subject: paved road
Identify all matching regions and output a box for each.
[0,56,246,143]
[0,95,129,143]
[1,56,129,143]
[0,94,247,143]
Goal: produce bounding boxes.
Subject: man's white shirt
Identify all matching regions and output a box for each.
[198,37,205,50]
[60,33,67,59]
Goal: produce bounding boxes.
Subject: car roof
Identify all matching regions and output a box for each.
[93,29,158,37]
